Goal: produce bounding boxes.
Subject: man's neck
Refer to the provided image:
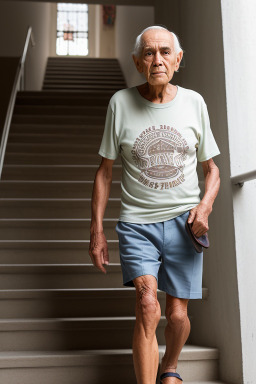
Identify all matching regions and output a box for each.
[137,83,177,104]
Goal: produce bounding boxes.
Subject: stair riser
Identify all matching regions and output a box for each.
[0,222,118,240]
[0,365,137,384]
[7,136,103,146]
[45,66,121,71]
[0,271,123,289]
[42,85,123,91]
[1,166,121,181]
[15,97,111,106]
[13,106,107,116]
[4,154,121,165]
[11,116,105,125]
[0,321,167,351]
[10,127,105,135]
[0,200,121,219]
[43,79,125,85]
[0,360,219,384]
[0,295,166,318]
[0,182,121,198]
[0,244,120,264]
[17,90,115,96]
[44,74,124,80]
[6,143,103,154]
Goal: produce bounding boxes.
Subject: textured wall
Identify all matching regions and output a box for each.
[115,5,154,87]
[155,1,242,383]
[0,1,52,90]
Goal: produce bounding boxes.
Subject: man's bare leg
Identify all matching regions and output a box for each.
[160,294,190,383]
[132,275,162,384]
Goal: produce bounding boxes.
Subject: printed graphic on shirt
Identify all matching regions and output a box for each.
[131,125,189,190]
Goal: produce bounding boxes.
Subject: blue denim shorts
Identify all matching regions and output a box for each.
[115,210,203,299]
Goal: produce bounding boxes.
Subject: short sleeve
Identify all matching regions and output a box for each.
[98,103,120,160]
[197,99,221,162]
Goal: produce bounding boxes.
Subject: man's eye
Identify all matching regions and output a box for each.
[163,51,170,55]
[146,52,152,56]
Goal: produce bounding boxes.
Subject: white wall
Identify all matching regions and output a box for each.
[155,1,242,383]
[221,1,256,383]
[0,1,52,90]
[115,5,154,87]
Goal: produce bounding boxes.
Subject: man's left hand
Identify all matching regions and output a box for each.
[187,202,212,237]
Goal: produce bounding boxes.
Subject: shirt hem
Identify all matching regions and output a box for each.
[118,205,199,224]
[198,150,220,162]
[98,150,118,160]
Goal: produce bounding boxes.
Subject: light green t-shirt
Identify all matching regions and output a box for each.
[98,85,220,223]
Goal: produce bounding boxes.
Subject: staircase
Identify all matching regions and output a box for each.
[0,57,225,383]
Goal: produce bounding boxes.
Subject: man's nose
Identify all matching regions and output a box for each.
[153,51,162,66]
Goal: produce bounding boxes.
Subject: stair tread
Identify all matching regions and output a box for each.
[0,287,208,300]
[0,344,219,368]
[0,287,137,298]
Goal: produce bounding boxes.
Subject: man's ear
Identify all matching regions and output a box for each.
[175,51,183,72]
[132,55,143,73]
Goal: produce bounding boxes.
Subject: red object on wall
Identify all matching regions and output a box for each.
[102,5,116,26]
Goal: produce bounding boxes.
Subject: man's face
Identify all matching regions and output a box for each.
[133,29,183,86]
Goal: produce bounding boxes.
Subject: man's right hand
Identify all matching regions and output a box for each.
[89,230,109,274]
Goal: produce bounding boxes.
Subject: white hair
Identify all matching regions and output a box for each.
[132,25,183,57]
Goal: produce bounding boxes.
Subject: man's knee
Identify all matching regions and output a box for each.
[134,275,161,323]
[165,300,188,327]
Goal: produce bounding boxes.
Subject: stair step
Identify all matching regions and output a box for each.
[0,180,121,198]
[44,77,125,83]
[0,197,121,218]
[10,124,105,134]
[4,153,121,165]
[16,90,115,98]
[13,105,107,116]
[0,264,123,289]
[0,218,118,240]
[0,288,208,319]
[43,79,126,85]
[7,134,103,147]
[0,240,120,264]
[6,142,103,154]
[0,288,141,318]
[44,73,124,79]
[1,165,121,181]
[16,95,111,106]
[0,316,168,351]
[42,84,124,91]
[0,345,219,384]
[11,114,105,124]
[45,65,121,70]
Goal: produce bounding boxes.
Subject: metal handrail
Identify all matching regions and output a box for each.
[231,169,256,187]
[0,26,35,180]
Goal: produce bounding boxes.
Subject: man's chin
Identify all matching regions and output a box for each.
[148,79,171,86]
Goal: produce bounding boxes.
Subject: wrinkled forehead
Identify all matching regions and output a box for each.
[141,29,174,50]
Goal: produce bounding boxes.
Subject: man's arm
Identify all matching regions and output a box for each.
[89,157,114,273]
[188,158,220,237]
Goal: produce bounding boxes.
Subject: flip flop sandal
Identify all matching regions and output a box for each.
[160,372,183,383]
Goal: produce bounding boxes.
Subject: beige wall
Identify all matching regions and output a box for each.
[155,1,242,383]
[99,6,116,58]
[115,5,154,87]
[0,1,52,90]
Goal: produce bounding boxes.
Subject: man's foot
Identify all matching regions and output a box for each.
[159,371,183,383]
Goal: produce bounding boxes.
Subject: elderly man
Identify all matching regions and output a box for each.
[89,26,220,384]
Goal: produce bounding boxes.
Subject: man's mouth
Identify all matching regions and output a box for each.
[151,72,166,75]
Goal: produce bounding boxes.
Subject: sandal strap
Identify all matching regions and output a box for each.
[160,372,183,382]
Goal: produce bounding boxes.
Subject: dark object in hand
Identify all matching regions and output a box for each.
[185,217,210,253]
